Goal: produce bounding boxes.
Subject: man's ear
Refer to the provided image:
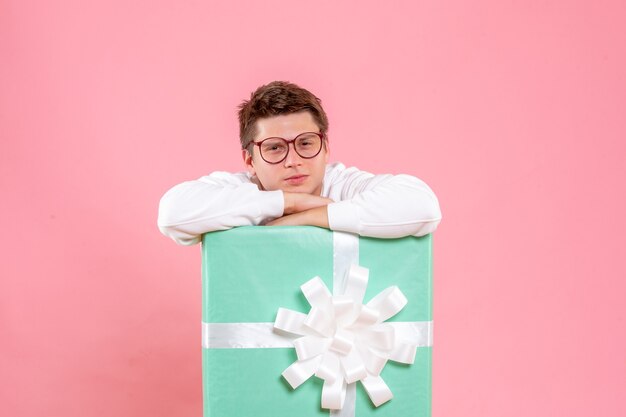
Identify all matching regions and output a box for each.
[242,148,256,177]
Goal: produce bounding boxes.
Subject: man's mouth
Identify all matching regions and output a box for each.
[285,175,308,185]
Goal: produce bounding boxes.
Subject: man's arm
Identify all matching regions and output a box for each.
[327,167,442,238]
[266,205,329,228]
[157,172,332,245]
[282,192,333,216]
[267,164,442,238]
[157,172,285,245]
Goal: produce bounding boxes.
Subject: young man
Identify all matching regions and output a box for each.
[158,81,441,245]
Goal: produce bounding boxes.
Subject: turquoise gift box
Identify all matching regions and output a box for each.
[201,226,433,417]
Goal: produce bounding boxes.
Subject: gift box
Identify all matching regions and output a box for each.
[201,226,433,417]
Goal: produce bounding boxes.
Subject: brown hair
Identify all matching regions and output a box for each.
[238,81,329,150]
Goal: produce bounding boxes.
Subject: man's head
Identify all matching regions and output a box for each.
[238,81,330,196]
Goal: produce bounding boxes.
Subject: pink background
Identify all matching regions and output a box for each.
[2,1,625,416]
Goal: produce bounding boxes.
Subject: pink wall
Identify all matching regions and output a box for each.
[2,1,625,416]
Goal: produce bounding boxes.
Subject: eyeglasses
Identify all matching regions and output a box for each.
[250,132,325,164]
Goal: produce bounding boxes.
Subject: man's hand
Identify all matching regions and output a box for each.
[266,192,332,228]
[283,192,333,215]
[266,206,329,228]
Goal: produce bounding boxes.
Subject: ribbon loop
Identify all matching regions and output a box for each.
[340,348,368,384]
[358,324,395,351]
[366,286,408,323]
[294,336,331,361]
[301,276,333,310]
[388,342,417,364]
[329,329,354,355]
[274,264,419,410]
[282,356,323,389]
[361,375,393,407]
[274,308,309,335]
[316,352,341,382]
[304,307,336,337]
[321,378,347,410]
[349,305,379,328]
[332,296,356,326]
[358,346,388,376]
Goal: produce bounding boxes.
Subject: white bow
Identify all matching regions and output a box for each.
[273,264,418,410]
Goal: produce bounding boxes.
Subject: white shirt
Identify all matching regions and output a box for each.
[158,162,442,245]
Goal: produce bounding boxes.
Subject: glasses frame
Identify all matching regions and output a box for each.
[250,132,325,164]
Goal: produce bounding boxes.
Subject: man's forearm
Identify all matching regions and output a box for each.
[158,174,284,245]
[266,206,329,228]
[283,192,333,215]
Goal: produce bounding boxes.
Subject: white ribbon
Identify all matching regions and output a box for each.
[202,321,432,350]
[274,264,421,410]
[201,231,433,416]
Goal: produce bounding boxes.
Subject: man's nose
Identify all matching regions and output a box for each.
[283,142,303,166]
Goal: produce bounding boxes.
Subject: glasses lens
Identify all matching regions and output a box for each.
[295,133,322,158]
[260,138,288,163]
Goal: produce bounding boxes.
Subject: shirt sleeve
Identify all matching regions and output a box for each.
[157,172,285,245]
[325,165,442,238]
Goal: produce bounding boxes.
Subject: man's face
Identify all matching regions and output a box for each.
[243,111,329,195]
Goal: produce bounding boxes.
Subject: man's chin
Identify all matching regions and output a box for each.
[282,187,313,194]
[283,184,324,196]
[258,182,311,194]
